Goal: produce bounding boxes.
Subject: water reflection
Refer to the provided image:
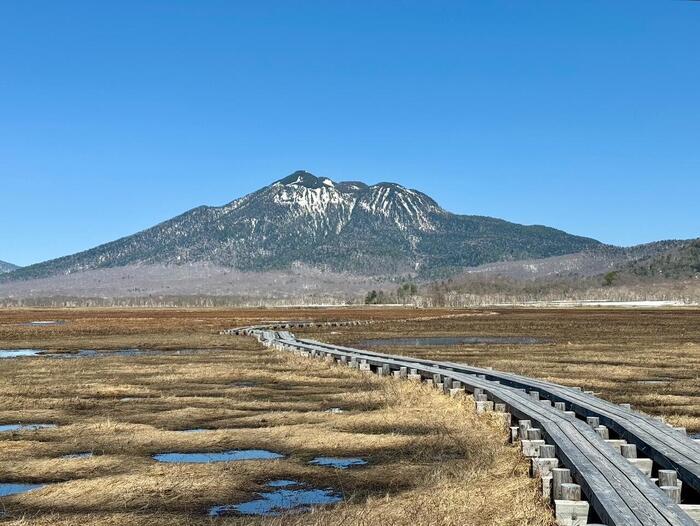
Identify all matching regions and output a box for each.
[309,457,367,469]
[0,423,56,432]
[0,483,45,497]
[0,350,43,358]
[209,480,341,517]
[153,450,284,463]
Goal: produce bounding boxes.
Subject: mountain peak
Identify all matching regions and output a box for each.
[275,171,335,189]
[372,181,404,189]
[275,172,419,196]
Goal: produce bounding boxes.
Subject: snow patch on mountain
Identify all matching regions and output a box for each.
[266,172,439,233]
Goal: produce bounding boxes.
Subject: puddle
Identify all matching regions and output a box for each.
[53,349,150,359]
[62,452,93,459]
[0,483,45,497]
[309,457,367,469]
[105,349,147,357]
[324,408,344,414]
[3,348,220,360]
[359,336,547,347]
[177,428,211,433]
[22,320,65,327]
[0,350,44,358]
[636,379,670,385]
[0,423,56,432]
[57,350,100,359]
[13,349,149,360]
[209,480,341,517]
[153,450,283,463]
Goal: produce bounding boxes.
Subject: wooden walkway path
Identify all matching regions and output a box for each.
[226,324,700,525]
[298,338,700,496]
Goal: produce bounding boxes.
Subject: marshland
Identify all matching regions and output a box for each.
[0,307,698,524]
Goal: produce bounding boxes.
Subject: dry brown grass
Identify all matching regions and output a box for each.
[0,307,482,353]
[0,308,552,525]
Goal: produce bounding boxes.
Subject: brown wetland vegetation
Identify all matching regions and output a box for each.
[1,306,698,524]
[0,308,552,526]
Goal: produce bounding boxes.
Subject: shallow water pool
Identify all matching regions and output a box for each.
[209,480,341,517]
[0,483,45,497]
[309,457,367,469]
[153,450,284,463]
[0,350,43,358]
[22,320,65,327]
[0,423,56,432]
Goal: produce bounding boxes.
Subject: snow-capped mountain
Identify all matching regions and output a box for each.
[0,260,19,274]
[3,171,600,281]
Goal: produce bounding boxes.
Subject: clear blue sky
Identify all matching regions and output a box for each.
[1,1,699,266]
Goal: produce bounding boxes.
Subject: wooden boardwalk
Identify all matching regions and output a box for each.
[299,338,700,496]
[227,324,700,526]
